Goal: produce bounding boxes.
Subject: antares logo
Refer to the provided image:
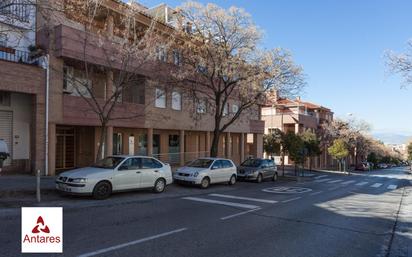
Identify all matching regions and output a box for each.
[21,207,63,253]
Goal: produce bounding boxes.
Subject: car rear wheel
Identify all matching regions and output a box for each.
[200,177,210,189]
[256,173,263,183]
[153,178,166,193]
[93,181,112,200]
[228,175,236,185]
[272,172,278,181]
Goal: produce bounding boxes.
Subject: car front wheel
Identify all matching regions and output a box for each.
[200,177,210,189]
[93,181,112,200]
[256,173,263,183]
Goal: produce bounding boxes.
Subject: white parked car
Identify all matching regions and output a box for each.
[173,158,237,189]
[55,156,173,199]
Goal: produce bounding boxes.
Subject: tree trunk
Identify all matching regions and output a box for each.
[96,123,107,162]
[281,151,285,176]
[210,129,221,157]
[309,157,312,172]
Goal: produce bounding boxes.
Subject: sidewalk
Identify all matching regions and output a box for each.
[0,175,56,198]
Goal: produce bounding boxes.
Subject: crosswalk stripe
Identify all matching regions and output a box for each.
[315,178,331,183]
[314,175,328,179]
[328,179,343,184]
[182,197,259,209]
[355,182,368,186]
[341,180,356,185]
[209,194,277,204]
[387,185,397,190]
[371,183,383,188]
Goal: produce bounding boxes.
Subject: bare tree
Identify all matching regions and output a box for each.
[168,1,305,157]
[386,40,412,87]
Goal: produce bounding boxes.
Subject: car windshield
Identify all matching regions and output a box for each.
[187,159,213,168]
[92,157,125,169]
[241,159,262,167]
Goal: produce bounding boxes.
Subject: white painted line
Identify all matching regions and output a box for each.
[314,175,328,179]
[355,182,368,186]
[314,178,331,183]
[182,197,259,209]
[220,208,261,220]
[341,180,356,185]
[77,228,188,257]
[310,191,322,196]
[282,197,302,203]
[387,184,397,190]
[371,183,383,188]
[328,179,343,184]
[209,194,277,204]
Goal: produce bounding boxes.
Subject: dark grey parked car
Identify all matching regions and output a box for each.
[237,158,278,183]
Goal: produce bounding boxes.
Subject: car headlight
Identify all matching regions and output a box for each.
[71,178,87,183]
[193,172,199,177]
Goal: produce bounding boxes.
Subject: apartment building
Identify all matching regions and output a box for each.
[0,1,46,174]
[35,0,264,175]
[262,96,334,169]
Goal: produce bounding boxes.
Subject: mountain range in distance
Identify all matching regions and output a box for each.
[372,133,412,145]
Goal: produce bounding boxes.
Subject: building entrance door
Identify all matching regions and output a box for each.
[56,127,75,170]
[0,110,12,166]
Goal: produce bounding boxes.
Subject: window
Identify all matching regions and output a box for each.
[157,46,167,62]
[113,133,123,155]
[123,82,145,104]
[0,33,7,47]
[141,158,163,169]
[0,91,11,106]
[63,66,92,98]
[119,158,140,170]
[222,160,233,168]
[196,99,206,114]
[223,103,228,116]
[171,91,181,110]
[173,50,182,65]
[232,104,239,114]
[211,160,223,169]
[155,88,166,108]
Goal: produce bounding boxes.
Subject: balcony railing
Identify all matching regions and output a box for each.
[0,47,33,64]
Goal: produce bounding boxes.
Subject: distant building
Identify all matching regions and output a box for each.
[261,95,334,169]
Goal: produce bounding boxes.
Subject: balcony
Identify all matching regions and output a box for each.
[249,120,265,134]
[62,94,146,128]
[53,25,157,76]
[0,47,37,65]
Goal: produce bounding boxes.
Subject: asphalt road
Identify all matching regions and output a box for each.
[1,167,411,257]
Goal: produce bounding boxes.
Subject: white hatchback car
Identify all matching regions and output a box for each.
[173,158,237,189]
[55,156,173,199]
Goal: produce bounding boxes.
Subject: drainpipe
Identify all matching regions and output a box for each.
[43,54,50,176]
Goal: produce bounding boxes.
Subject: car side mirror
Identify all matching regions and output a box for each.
[211,166,218,170]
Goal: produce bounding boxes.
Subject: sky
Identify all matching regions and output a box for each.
[141,0,412,136]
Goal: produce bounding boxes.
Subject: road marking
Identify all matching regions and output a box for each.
[371,183,383,188]
[314,178,331,183]
[182,197,259,209]
[262,186,312,194]
[220,208,261,220]
[282,197,302,203]
[341,180,356,185]
[209,194,277,204]
[77,228,188,257]
[328,179,343,184]
[310,191,322,196]
[387,184,397,190]
[355,182,368,186]
[314,175,328,179]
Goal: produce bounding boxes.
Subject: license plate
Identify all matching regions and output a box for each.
[58,184,71,192]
